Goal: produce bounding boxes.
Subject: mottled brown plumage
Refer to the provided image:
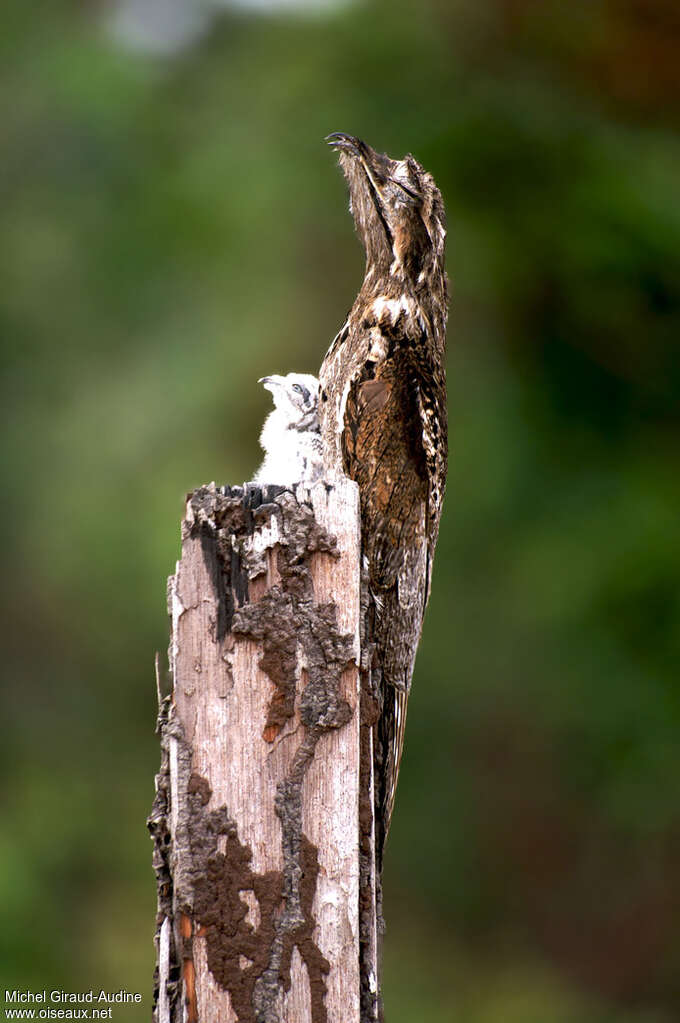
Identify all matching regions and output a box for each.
[319,134,448,862]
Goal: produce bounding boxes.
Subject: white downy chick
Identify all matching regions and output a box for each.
[254,373,324,485]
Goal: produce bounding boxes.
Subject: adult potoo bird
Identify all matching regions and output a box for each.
[319,133,448,862]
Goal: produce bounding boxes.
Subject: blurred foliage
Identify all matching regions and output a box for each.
[1,0,679,1019]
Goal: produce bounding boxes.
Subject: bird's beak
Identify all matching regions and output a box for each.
[325,132,362,157]
[325,132,390,203]
[258,375,284,393]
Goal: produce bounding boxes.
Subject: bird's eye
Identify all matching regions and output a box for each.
[292,383,303,394]
[394,181,419,203]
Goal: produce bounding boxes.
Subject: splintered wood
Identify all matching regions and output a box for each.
[149,480,368,1023]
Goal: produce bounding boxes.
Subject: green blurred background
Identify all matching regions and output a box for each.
[2,0,679,1019]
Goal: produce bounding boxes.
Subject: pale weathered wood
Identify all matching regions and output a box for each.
[149,479,377,1023]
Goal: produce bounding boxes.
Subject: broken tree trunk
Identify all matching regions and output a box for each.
[149,481,380,1023]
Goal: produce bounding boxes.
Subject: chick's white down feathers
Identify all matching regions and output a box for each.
[254,373,324,485]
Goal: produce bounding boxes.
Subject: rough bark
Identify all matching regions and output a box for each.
[149,480,379,1023]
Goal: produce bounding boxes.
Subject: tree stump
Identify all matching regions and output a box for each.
[149,480,379,1023]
